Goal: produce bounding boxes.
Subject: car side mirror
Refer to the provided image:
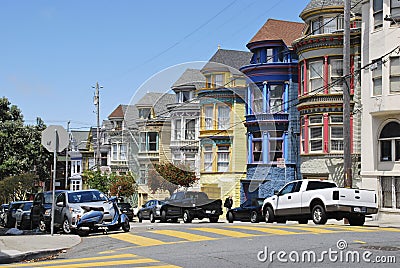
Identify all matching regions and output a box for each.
[274,190,280,196]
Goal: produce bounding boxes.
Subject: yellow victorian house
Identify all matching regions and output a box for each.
[198,48,252,209]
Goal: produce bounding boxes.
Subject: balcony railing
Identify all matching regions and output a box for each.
[170,140,199,148]
[246,113,289,123]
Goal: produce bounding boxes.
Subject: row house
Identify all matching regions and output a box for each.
[198,48,252,206]
[360,0,400,222]
[168,68,205,180]
[292,0,363,186]
[240,19,304,201]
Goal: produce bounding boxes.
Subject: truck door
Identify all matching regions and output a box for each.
[275,182,302,216]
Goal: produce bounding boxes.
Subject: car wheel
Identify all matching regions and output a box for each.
[62,217,71,234]
[227,211,234,223]
[183,210,192,223]
[298,219,308,224]
[149,212,155,223]
[250,211,259,223]
[264,207,274,223]
[348,215,365,226]
[122,218,130,232]
[137,212,143,223]
[209,217,219,223]
[312,204,327,225]
[39,218,47,232]
[160,210,167,223]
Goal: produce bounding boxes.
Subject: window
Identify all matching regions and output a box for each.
[204,145,213,172]
[174,119,181,140]
[379,121,400,162]
[266,48,274,63]
[306,181,337,191]
[269,132,283,162]
[217,146,230,172]
[70,180,81,191]
[311,17,322,34]
[140,132,158,152]
[373,0,383,29]
[390,57,400,93]
[139,165,147,185]
[184,153,196,171]
[301,117,306,153]
[176,91,192,103]
[252,131,262,162]
[372,60,383,95]
[139,108,151,119]
[204,106,213,130]
[71,160,81,175]
[309,115,323,152]
[111,143,127,160]
[172,153,181,164]
[215,74,224,87]
[300,62,305,95]
[280,182,296,195]
[330,59,343,93]
[309,61,323,93]
[269,85,283,113]
[112,144,118,160]
[185,119,196,140]
[330,115,344,151]
[218,105,230,130]
[391,0,400,25]
[253,86,263,114]
[324,17,337,33]
[120,144,127,160]
[381,177,400,209]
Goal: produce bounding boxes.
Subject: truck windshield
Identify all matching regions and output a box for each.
[306,181,337,190]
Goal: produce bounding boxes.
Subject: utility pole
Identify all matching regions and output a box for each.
[65,120,70,189]
[93,82,103,171]
[343,0,352,188]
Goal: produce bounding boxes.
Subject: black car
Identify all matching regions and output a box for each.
[118,202,134,221]
[137,200,164,223]
[4,201,27,228]
[15,201,33,229]
[226,199,264,223]
[30,190,66,232]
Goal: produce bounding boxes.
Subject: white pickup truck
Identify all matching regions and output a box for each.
[262,179,378,226]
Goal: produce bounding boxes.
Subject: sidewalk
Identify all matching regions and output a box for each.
[0,231,81,264]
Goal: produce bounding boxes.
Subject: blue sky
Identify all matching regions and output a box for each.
[1,0,309,131]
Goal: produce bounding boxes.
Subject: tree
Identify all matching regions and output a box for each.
[0,97,51,182]
[109,173,137,197]
[148,162,198,195]
[0,173,38,203]
[82,170,110,194]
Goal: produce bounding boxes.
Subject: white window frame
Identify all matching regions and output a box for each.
[309,61,324,93]
[390,56,400,93]
[269,84,284,113]
[309,115,323,152]
[217,105,230,130]
[381,177,400,210]
[372,60,383,96]
[174,119,182,140]
[203,145,213,172]
[204,106,213,130]
[330,115,344,152]
[330,59,344,93]
[217,146,230,172]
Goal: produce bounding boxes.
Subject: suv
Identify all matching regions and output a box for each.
[53,189,111,234]
[31,190,66,232]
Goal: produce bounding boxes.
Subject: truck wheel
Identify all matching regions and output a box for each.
[298,219,308,224]
[250,211,259,223]
[348,215,365,226]
[227,211,234,223]
[160,210,167,223]
[149,212,155,223]
[312,205,327,225]
[264,207,274,223]
[62,217,71,234]
[137,212,143,223]
[209,217,219,223]
[183,210,192,223]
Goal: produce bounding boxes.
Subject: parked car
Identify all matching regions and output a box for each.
[15,201,33,229]
[262,179,378,226]
[0,204,9,227]
[137,200,165,223]
[226,199,264,223]
[117,202,134,221]
[4,201,28,228]
[159,191,223,223]
[53,189,112,234]
[31,190,66,232]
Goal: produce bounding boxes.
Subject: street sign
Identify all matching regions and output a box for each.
[41,125,69,152]
[277,158,286,168]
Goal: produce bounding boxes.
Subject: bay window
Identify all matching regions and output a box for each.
[330,115,344,151]
[203,145,213,172]
[269,85,283,113]
[269,131,283,162]
[204,106,213,130]
[218,105,230,130]
[140,132,158,152]
[174,119,181,140]
[217,146,230,172]
[252,131,262,162]
[309,115,323,152]
[330,59,343,93]
[185,119,196,140]
[112,143,128,160]
[309,61,323,93]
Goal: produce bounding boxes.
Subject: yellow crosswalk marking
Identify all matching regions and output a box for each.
[190,227,255,238]
[2,254,138,267]
[264,225,337,234]
[151,229,216,241]
[378,227,400,232]
[228,225,298,235]
[326,225,376,232]
[30,258,159,268]
[109,233,167,247]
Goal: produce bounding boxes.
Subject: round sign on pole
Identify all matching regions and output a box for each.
[41,125,69,152]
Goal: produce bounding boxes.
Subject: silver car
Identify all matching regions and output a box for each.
[53,189,113,234]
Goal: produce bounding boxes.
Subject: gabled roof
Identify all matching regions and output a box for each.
[70,130,90,150]
[135,92,175,118]
[248,19,305,48]
[108,104,125,119]
[202,49,252,73]
[300,0,362,17]
[172,68,205,90]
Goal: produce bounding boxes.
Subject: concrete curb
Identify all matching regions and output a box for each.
[0,248,64,264]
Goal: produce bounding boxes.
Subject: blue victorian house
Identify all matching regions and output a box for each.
[240,19,304,201]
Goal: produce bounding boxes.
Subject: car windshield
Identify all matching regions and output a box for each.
[68,190,108,203]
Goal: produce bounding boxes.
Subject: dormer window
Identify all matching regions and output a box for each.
[113,120,123,130]
[205,74,225,88]
[176,91,192,103]
[139,108,151,119]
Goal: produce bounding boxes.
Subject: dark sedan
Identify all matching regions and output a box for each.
[118,202,134,221]
[226,199,264,223]
[137,200,164,223]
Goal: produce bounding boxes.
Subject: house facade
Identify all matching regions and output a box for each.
[360,0,400,222]
[292,0,362,186]
[168,69,205,181]
[240,19,304,200]
[198,49,252,207]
